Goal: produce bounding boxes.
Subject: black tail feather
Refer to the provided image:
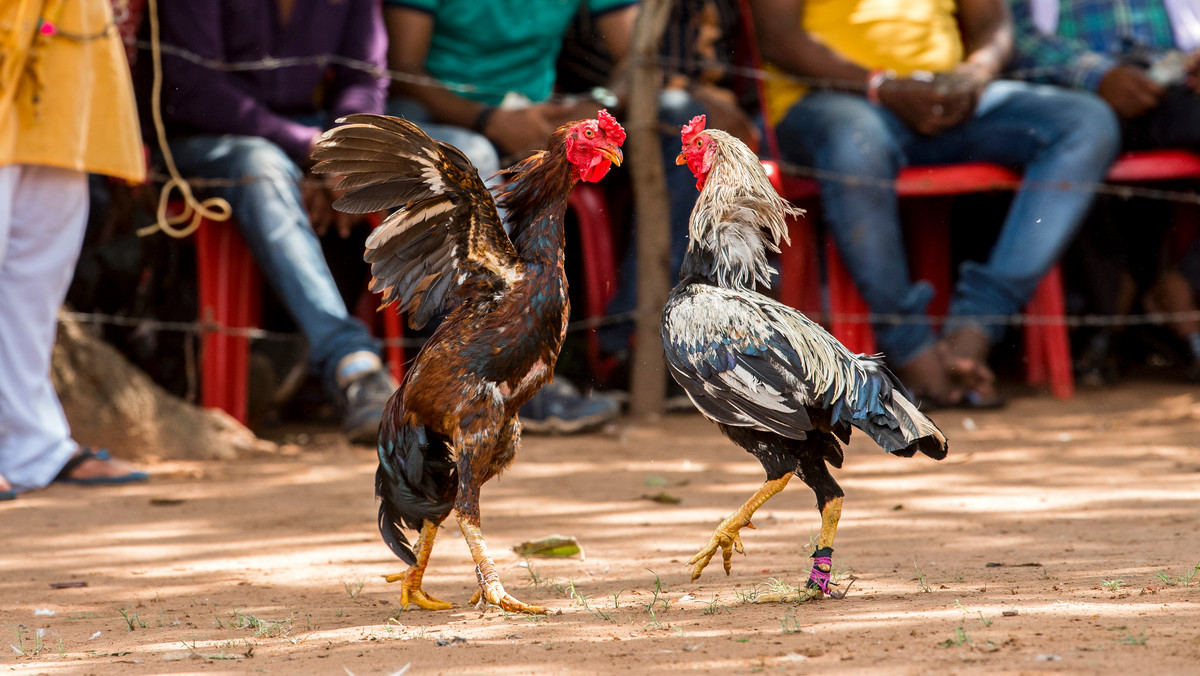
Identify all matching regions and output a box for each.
[376,416,457,565]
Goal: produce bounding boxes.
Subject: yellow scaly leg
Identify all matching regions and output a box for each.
[383,520,453,610]
[756,496,851,603]
[688,475,792,581]
[458,516,546,614]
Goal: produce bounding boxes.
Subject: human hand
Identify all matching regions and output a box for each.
[1097,64,1165,118]
[877,75,965,136]
[482,106,558,157]
[691,84,761,150]
[303,175,358,238]
[541,98,604,128]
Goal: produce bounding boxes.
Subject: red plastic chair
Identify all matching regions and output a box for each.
[763,161,1074,399]
[185,208,406,423]
[360,211,406,385]
[569,184,623,383]
[191,214,261,424]
[736,0,1072,397]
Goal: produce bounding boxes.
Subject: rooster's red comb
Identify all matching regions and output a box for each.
[597,109,626,145]
[681,115,707,145]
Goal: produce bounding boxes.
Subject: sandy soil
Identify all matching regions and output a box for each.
[3,381,1200,675]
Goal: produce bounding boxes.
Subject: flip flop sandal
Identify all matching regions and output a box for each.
[53,447,149,486]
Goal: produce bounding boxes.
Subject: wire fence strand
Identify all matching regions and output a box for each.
[79,34,1200,352]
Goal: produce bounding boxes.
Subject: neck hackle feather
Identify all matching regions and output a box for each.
[684,129,805,290]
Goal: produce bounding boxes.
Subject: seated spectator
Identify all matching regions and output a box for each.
[382,0,643,432]
[1008,0,1200,382]
[385,1,759,415]
[750,0,1121,407]
[1,0,149,497]
[575,0,762,377]
[146,0,397,443]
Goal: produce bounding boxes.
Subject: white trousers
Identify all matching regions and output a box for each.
[0,164,89,491]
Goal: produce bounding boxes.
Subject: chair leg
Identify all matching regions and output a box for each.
[777,205,823,317]
[569,185,620,383]
[824,236,877,355]
[1024,266,1074,399]
[903,198,953,330]
[383,308,405,384]
[196,218,261,424]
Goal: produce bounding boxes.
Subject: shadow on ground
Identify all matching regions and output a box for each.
[3,382,1200,674]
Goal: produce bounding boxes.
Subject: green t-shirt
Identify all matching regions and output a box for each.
[386,0,635,106]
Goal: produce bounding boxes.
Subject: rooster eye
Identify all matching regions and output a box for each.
[695,138,702,147]
[584,128,595,138]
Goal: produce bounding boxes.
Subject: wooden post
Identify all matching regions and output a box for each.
[627,0,672,417]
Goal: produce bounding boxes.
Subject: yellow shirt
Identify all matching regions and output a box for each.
[0,0,145,182]
[764,0,965,126]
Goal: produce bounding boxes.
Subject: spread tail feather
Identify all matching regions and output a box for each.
[886,391,948,460]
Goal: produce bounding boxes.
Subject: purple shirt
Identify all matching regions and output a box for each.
[158,0,387,165]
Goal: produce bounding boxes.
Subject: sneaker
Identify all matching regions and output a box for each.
[519,377,620,435]
[340,367,399,445]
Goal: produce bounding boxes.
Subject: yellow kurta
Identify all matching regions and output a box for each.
[0,0,145,182]
[764,0,965,126]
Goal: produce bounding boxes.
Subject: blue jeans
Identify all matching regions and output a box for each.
[775,81,1120,365]
[600,88,707,355]
[165,135,380,392]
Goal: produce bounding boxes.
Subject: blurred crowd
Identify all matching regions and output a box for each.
[2,0,1198,496]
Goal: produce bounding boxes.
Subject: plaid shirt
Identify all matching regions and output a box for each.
[1009,0,1177,91]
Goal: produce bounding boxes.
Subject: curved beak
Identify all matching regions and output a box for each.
[675,151,687,165]
[599,145,623,167]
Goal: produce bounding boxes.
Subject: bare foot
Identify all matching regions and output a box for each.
[940,327,996,398]
[1146,270,1200,338]
[0,474,13,495]
[895,347,962,405]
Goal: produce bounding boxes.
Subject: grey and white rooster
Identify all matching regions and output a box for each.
[662,115,947,602]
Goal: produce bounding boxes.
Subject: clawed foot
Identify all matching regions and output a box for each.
[752,578,854,603]
[688,522,752,581]
[384,569,453,611]
[469,577,546,615]
[751,556,855,603]
[754,585,823,604]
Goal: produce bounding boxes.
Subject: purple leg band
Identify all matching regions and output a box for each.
[808,555,834,594]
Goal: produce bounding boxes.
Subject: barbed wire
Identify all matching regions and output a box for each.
[81,36,1200,357]
[62,308,642,350]
[130,37,1088,103]
[129,38,1200,207]
[63,303,1200,349]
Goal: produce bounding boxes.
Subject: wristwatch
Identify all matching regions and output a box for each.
[866,69,896,105]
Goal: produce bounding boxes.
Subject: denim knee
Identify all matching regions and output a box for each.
[777,94,903,179]
[1054,92,1120,165]
[216,136,304,194]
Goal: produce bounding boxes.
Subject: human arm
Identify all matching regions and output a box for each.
[925,0,1013,125]
[749,0,960,135]
[1007,0,1122,91]
[157,0,320,164]
[958,0,1012,84]
[528,4,639,132]
[326,0,389,125]
[384,5,561,156]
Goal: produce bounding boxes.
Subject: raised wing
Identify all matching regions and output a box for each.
[311,114,522,329]
[662,284,945,457]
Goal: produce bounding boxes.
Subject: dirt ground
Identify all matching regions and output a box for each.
[3,380,1200,675]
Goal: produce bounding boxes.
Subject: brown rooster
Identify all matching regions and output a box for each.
[311,112,625,614]
[663,115,946,601]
